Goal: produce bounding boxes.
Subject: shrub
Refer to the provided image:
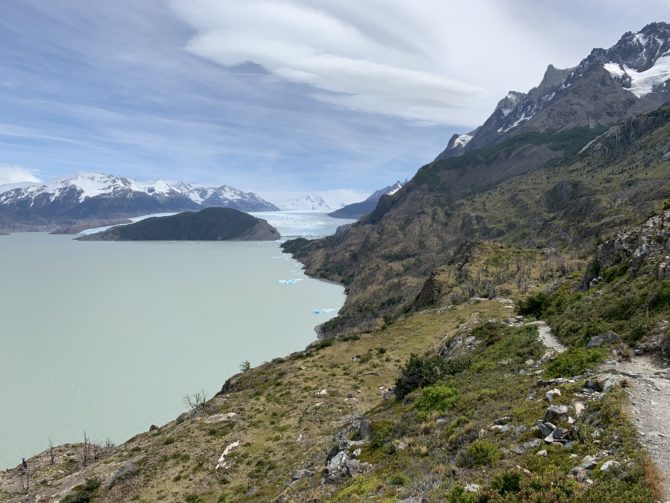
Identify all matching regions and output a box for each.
[394,354,469,399]
[457,440,501,467]
[545,347,607,378]
[62,477,101,503]
[491,470,522,495]
[416,384,458,418]
[517,291,551,318]
[388,473,409,486]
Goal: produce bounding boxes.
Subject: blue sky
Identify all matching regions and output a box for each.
[0,0,669,197]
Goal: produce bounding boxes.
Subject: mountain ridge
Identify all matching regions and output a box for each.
[437,22,670,160]
[0,172,278,231]
[328,181,404,220]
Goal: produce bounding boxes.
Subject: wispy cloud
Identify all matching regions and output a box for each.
[0,164,41,184]
[0,0,669,193]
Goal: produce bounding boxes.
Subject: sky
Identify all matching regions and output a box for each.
[0,0,668,198]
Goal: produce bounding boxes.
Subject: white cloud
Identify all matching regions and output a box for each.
[0,164,41,185]
[169,0,670,127]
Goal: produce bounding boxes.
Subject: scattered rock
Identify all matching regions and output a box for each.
[317,389,329,396]
[148,424,159,432]
[490,424,514,434]
[106,461,139,488]
[215,440,240,470]
[580,455,598,470]
[586,374,625,392]
[573,401,586,417]
[464,483,481,493]
[537,450,548,457]
[494,416,512,425]
[546,388,561,402]
[537,421,554,438]
[587,331,620,348]
[205,412,237,424]
[544,405,569,423]
[600,460,620,472]
[569,466,589,482]
[292,469,314,481]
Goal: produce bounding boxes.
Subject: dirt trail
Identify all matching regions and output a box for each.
[526,320,567,353]
[607,356,670,499]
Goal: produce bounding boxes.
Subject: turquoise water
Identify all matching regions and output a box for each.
[0,233,345,468]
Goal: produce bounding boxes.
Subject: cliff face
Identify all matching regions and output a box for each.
[285,105,670,337]
[77,208,280,241]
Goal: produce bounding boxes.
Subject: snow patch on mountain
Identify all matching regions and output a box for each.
[452,134,473,148]
[604,53,670,97]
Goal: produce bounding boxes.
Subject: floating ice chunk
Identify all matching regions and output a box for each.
[312,308,337,314]
[277,278,303,285]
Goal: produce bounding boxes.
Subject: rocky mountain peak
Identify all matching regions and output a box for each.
[437,22,670,161]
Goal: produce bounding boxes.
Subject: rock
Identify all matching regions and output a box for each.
[580,455,597,469]
[569,466,589,482]
[586,331,620,348]
[490,424,514,434]
[148,424,159,432]
[494,416,512,425]
[600,460,620,472]
[323,449,372,483]
[215,440,240,470]
[537,449,548,457]
[546,388,561,402]
[573,401,586,417]
[544,405,569,423]
[106,461,139,488]
[586,374,625,392]
[292,469,314,481]
[464,483,481,493]
[317,389,328,396]
[359,420,372,441]
[397,498,424,503]
[537,421,554,438]
[205,412,237,424]
[523,439,543,451]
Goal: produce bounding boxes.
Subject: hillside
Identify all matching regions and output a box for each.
[77,208,279,241]
[285,92,670,339]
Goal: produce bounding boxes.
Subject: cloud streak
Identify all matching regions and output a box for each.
[0,164,41,185]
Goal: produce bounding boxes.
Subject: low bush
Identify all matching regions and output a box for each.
[545,347,607,378]
[394,354,469,399]
[415,384,458,418]
[457,440,501,467]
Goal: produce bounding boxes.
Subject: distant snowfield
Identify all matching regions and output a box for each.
[79,210,355,240]
[250,210,355,239]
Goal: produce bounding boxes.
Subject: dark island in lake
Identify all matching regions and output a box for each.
[77,207,280,241]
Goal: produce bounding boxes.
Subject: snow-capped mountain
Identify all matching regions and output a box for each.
[328,181,405,219]
[0,172,278,226]
[438,22,670,160]
[280,194,332,211]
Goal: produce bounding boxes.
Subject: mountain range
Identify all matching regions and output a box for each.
[0,172,278,231]
[328,181,404,219]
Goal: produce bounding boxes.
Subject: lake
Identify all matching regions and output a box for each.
[0,212,352,468]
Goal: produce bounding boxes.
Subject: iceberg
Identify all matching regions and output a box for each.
[277,278,303,286]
